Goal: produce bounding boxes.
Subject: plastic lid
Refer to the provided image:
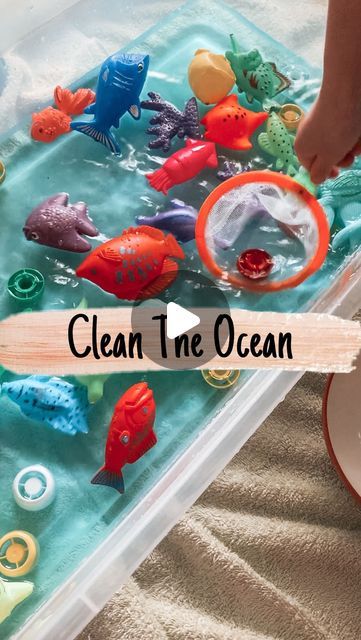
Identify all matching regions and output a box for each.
[202,369,240,389]
[13,465,55,512]
[7,269,45,304]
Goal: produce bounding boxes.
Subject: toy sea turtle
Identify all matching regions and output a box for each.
[225,35,290,105]
[318,170,361,228]
[258,112,299,176]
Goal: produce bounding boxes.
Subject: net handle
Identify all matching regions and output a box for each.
[195,170,330,292]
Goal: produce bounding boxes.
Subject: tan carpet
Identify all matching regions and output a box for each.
[78,372,361,640]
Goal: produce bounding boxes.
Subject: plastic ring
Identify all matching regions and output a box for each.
[202,369,240,389]
[279,104,304,132]
[0,531,39,578]
[7,269,45,304]
[0,161,5,184]
[13,465,55,512]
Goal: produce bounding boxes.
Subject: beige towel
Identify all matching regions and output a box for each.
[78,372,361,640]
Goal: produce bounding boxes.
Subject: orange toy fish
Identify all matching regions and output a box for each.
[31,86,95,144]
[76,225,185,300]
[91,382,156,493]
[201,94,268,151]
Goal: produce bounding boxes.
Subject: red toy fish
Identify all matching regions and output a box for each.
[200,94,268,150]
[146,138,218,195]
[91,382,156,493]
[76,225,185,300]
[31,85,95,144]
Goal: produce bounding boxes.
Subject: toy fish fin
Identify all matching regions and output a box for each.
[128,102,141,120]
[49,415,77,436]
[246,93,254,103]
[71,120,121,155]
[165,233,185,259]
[73,205,99,237]
[99,246,123,262]
[134,225,165,240]
[170,199,186,209]
[60,231,92,252]
[269,63,291,94]
[135,430,157,458]
[140,258,179,298]
[258,132,274,155]
[43,193,69,208]
[276,158,284,170]
[84,102,96,115]
[235,136,252,151]
[91,466,125,493]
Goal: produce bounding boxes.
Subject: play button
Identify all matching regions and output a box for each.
[131,269,230,370]
[166,302,200,339]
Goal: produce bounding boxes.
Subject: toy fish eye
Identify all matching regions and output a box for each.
[120,431,130,445]
[30,231,39,240]
[38,127,44,133]
[137,62,144,73]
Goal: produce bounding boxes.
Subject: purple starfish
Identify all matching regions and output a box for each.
[141,92,201,152]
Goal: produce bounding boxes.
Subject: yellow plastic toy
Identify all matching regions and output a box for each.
[188,49,235,105]
[0,531,39,578]
[279,104,304,132]
[0,577,33,624]
[202,369,240,389]
[0,161,5,184]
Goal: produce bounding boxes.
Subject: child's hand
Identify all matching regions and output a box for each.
[295,93,361,184]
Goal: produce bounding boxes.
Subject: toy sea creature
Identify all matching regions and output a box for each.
[146,138,218,195]
[136,199,198,243]
[0,531,39,578]
[76,226,185,300]
[331,202,361,252]
[201,95,268,151]
[217,160,252,182]
[258,112,299,175]
[141,92,200,152]
[75,374,110,404]
[237,248,274,280]
[318,170,361,228]
[23,193,98,253]
[31,85,95,143]
[0,578,33,624]
[225,36,290,104]
[188,48,236,105]
[71,52,149,155]
[1,375,89,435]
[92,382,156,493]
[13,465,55,512]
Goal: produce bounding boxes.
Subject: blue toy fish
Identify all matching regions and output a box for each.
[135,199,198,243]
[71,52,150,155]
[2,376,89,435]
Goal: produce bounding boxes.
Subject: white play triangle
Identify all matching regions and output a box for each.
[166,302,200,340]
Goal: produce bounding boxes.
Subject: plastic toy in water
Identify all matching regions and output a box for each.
[279,103,304,132]
[318,170,361,228]
[332,202,361,252]
[13,465,55,512]
[75,374,110,404]
[195,171,330,293]
[258,112,299,175]
[237,248,274,280]
[0,160,5,184]
[146,138,218,195]
[188,48,236,105]
[225,37,290,104]
[201,95,268,151]
[71,52,149,155]
[141,92,201,152]
[136,199,198,243]
[7,268,45,305]
[1,376,89,435]
[23,193,98,253]
[292,166,318,196]
[202,369,240,389]
[0,531,39,578]
[31,86,95,143]
[76,225,185,300]
[0,578,33,624]
[92,382,156,493]
[217,160,252,182]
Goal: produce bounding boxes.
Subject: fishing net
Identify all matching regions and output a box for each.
[195,171,329,292]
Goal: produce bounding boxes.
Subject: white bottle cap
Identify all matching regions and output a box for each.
[13,465,55,512]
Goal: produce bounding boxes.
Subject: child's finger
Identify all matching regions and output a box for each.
[309,156,333,184]
[351,141,361,156]
[329,166,339,178]
[337,153,355,168]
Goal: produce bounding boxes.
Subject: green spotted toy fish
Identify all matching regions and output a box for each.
[258,112,299,176]
[225,35,290,105]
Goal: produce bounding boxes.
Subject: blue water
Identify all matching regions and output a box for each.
[0,1,357,636]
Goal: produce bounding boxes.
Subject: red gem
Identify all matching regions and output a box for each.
[236,248,274,280]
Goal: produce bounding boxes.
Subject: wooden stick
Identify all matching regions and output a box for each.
[0,307,360,374]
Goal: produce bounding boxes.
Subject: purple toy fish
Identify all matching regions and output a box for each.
[135,199,198,243]
[141,92,201,152]
[23,193,98,253]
